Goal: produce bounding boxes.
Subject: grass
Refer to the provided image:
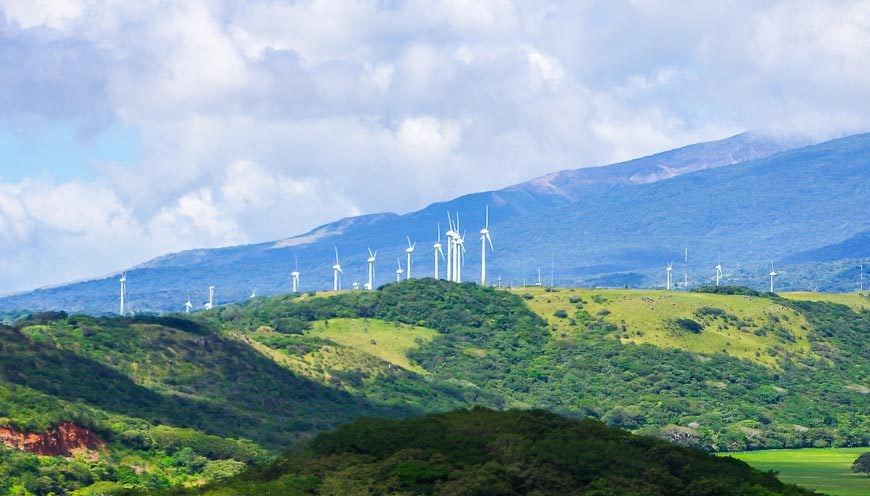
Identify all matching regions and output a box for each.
[780,292,870,311]
[306,318,439,374]
[515,287,815,367]
[728,448,870,496]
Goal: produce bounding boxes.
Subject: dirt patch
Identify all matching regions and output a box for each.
[0,421,104,456]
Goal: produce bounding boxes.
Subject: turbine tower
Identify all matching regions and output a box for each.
[185,292,193,314]
[332,247,343,291]
[205,285,215,310]
[455,231,466,282]
[536,267,542,287]
[715,256,723,287]
[445,213,455,282]
[769,262,777,293]
[405,236,416,280]
[395,258,404,282]
[433,223,445,279]
[250,289,256,299]
[119,273,127,316]
[291,255,300,293]
[860,262,864,292]
[666,262,673,291]
[366,248,378,290]
[480,206,494,286]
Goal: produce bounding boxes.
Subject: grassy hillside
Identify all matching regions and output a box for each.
[730,448,870,496]
[179,408,815,496]
[0,315,410,495]
[517,287,816,367]
[205,280,867,453]
[1,280,867,494]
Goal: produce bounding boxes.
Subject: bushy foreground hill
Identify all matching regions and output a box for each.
[178,408,815,496]
[0,280,867,494]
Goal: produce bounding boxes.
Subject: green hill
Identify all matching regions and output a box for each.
[180,408,815,496]
[1,280,867,494]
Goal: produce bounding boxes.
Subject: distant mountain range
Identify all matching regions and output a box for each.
[3,131,868,314]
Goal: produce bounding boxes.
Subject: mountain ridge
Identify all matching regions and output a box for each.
[4,132,868,314]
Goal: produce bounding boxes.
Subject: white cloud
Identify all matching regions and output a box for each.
[0,0,868,292]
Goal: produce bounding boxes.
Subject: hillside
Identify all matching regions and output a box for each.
[4,131,855,314]
[1,281,867,494]
[183,408,815,496]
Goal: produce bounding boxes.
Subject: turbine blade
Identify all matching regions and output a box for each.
[487,233,494,251]
[485,205,489,228]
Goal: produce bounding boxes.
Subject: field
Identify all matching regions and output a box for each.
[729,448,870,496]
[781,292,870,311]
[514,287,816,367]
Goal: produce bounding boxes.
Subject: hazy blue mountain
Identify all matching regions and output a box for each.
[4,132,868,314]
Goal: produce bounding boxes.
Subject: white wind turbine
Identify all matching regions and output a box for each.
[536,267,542,287]
[405,236,416,280]
[332,247,343,291]
[769,262,777,292]
[666,262,673,291]
[433,223,445,279]
[445,213,456,282]
[291,255,300,293]
[250,289,257,299]
[204,285,215,310]
[366,248,378,290]
[480,206,494,287]
[119,272,127,316]
[395,258,404,282]
[860,262,864,292]
[455,230,466,282]
[715,256,723,287]
[185,292,193,314]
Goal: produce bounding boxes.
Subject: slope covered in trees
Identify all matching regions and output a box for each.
[183,408,816,496]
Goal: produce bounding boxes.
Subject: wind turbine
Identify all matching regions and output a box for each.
[204,285,214,310]
[185,292,193,314]
[291,255,300,293]
[666,262,673,291]
[332,247,343,291]
[445,213,455,282]
[715,255,723,287]
[455,231,466,282]
[395,258,404,282]
[433,223,445,279]
[250,289,257,299]
[860,262,864,292]
[366,248,377,290]
[769,262,777,293]
[119,273,127,316]
[405,236,416,280]
[536,267,542,287]
[480,206,494,286]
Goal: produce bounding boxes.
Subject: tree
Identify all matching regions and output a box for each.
[852,452,870,477]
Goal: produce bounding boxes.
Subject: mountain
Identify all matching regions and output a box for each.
[184,408,816,496]
[8,131,870,314]
[2,281,865,493]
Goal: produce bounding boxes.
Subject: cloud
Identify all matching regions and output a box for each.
[0,0,868,292]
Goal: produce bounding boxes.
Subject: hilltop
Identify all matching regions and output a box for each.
[183,408,816,496]
[1,281,866,494]
[10,132,870,313]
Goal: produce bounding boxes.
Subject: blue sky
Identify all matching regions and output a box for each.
[0,123,139,182]
[0,0,868,294]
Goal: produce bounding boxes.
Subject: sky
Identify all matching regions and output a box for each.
[0,0,868,294]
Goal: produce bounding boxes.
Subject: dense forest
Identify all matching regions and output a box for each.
[178,408,816,495]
